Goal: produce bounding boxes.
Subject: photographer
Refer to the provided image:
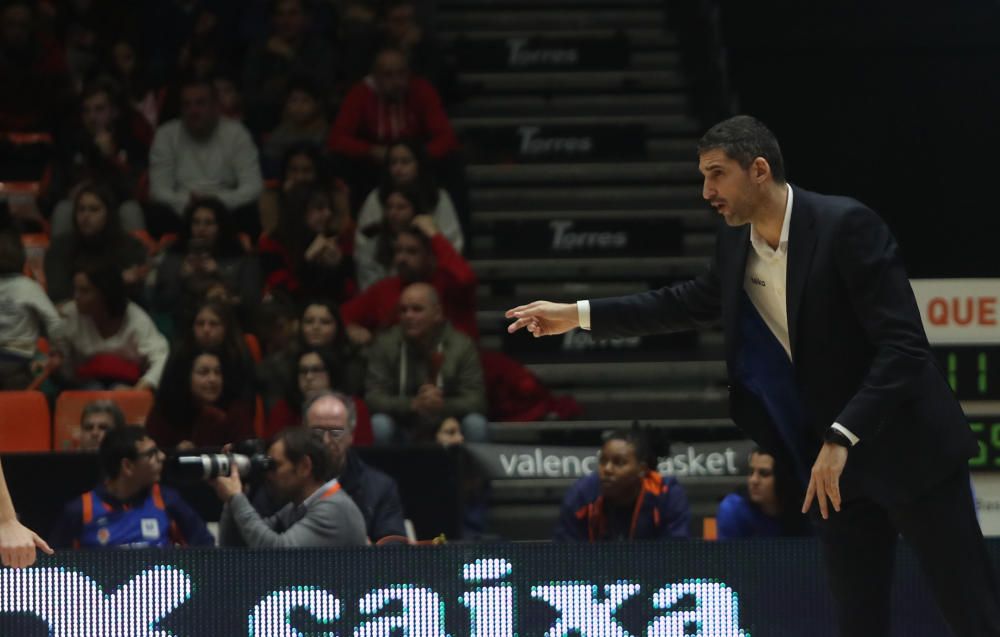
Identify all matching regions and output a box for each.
[50,425,214,549]
[214,427,367,548]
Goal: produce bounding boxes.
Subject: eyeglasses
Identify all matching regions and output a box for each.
[310,427,348,440]
[298,364,327,376]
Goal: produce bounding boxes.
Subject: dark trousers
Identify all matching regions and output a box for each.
[819,466,1000,636]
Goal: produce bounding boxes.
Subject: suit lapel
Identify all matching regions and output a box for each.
[722,225,751,366]
[785,186,817,361]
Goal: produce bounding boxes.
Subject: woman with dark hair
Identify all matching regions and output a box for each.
[716,448,811,539]
[155,197,260,317]
[146,349,255,450]
[60,263,168,391]
[554,428,691,541]
[258,182,356,303]
[257,143,342,235]
[355,139,463,289]
[43,182,149,304]
[354,183,428,289]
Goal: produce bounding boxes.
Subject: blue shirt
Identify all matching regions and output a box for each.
[716,492,784,539]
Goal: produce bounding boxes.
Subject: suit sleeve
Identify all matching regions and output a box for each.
[368,476,407,541]
[589,256,722,340]
[833,206,932,441]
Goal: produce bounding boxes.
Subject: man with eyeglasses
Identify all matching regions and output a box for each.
[304,392,406,542]
[50,425,214,548]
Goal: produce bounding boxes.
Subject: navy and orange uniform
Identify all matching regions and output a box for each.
[49,483,215,549]
[554,471,691,541]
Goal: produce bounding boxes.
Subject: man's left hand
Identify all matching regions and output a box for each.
[211,462,243,502]
[802,442,848,519]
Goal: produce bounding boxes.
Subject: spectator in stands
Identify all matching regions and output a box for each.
[342,218,478,342]
[155,198,260,317]
[555,429,691,541]
[78,399,125,452]
[242,0,337,133]
[47,80,149,235]
[60,263,168,392]
[44,183,149,305]
[356,141,464,288]
[327,46,460,209]
[215,426,368,547]
[717,448,811,539]
[106,38,160,129]
[258,143,329,234]
[166,299,257,402]
[366,282,487,444]
[299,299,367,396]
[0,0,73,132]
[261,80,330,175]
[0,231,65,389]
[303,392,405,542]
[146,349,255,451]
[379,0,456,103]
[148,75,263,236]
[50,425,214,548]
[258,182,356,303]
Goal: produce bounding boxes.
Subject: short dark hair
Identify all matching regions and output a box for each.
[697,115,786,184]
[98,425,149,479]
[75,262,128,319]
[81,399,126,428]
[394,225,432,253]
[274,426,334,482]
[602,426,670,469]
[0,231,25,275]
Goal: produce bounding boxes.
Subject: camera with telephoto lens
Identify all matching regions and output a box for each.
[166,439,273,483]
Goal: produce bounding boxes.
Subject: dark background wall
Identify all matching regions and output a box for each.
[715,0,1000,276]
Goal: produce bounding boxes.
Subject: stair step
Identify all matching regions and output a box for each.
[477,280,650,301]
[573,389,729,419]
[453,93,689,117]
[440,0,661,8]
[471,184,704,210]
[459,69,684,92]
[470,255,710,280]
[473,208,716,229]
[437,9,664,31]
[454,114,698,133]
[526,360,726,385]
[467,161,700,185]
[441,29,677,49]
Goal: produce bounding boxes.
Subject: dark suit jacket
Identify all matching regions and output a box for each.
[590,186,976,506]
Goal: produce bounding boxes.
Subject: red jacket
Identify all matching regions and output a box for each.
[327,76,459,159]
[340,234,478,340]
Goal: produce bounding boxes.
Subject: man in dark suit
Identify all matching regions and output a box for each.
[506,115,1000,636]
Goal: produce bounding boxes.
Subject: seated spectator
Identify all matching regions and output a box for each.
[146,349,255,451]
[717,448,811,539]
[257,143,341,234]
[78,399,125,452]
[50,425,214,548]
[44,183,149,305]
[356,149,463,288]
[0,231,65,389]
[258,182,356,303]
[365,283,486,444]
[148,75,263,237]
[60,263,168,392]
[155,198,260,317]
[215,426,368,547]
[257,392,401,541]
[47,80,149,235]
[106,37,161,129]
[261,80,330,176]
[242,0,337,133]
[379,0,456,103]
[266,346,373,442]
[555,429,690,541]
[0,0,72,132]
[214,72,244,122]
[327,47,460,209]
[341,219,477,342]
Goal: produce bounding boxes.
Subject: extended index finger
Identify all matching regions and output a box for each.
[504,301,543,319]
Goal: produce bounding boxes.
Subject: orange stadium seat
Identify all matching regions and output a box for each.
[244,333,262,362]
[20,233,49,289]
[0,391,52,451]
[53,390,154,450]
[702,516,718,541]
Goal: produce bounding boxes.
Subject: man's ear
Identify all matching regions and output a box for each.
[297,455,314,479]
[752,157,772,184]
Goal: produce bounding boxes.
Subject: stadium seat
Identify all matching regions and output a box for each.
[244,333,262,363]
[20,232,49,289]
[53,390,154,450]
[0,391,52,451]
[702,516,718,541]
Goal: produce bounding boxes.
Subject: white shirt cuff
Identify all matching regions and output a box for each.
[831,422,860,446]
[577,300,591,330]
